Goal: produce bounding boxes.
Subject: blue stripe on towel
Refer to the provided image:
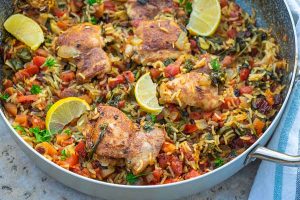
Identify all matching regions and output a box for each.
[296,129,300,199]
[274,82,300,200]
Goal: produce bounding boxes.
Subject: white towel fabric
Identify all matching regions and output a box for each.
[248,1,300,200]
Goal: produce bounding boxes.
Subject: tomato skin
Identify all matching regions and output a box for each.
[53,8,66,18]
[108,75,125,89]
[220,0,229,7]
[152,168,163,184]
[170,155,183,176]
[189,39,198,51]
[33,56,46,67]
[239,68,250,81]
[239,86,253,94]
[61,71,75,83]
[57,21,69,30]
[118,100,125,108]
[150,68,161,79]
[104,1,116,11]
[123,71,135,83]
[184,124,198,134]
[65,154,79,167]
[75,141,87,158]
[17,95,38,103]
[164,64,180,78]
[184,169,201,180]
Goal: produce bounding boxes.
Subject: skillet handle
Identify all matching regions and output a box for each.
[246,146,300,166]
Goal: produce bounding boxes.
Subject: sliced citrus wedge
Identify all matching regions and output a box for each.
[46,97,90,134]
[187,0,221,36]
[135,73,163,115]
[4,14,44,50]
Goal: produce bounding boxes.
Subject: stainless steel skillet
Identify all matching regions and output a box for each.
[0,0,298,199]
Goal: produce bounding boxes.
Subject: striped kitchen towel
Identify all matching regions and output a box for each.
[249,1,300,199]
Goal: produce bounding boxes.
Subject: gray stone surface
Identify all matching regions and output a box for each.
[0,118,259,200]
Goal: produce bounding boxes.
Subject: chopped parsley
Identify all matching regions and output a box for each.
[90,16,97,25]
[42,57,57,68]
[30,85,42,94]
[126,172,147,184]
[14,125,25,134]
[214,157,224,167]
[46,104,53,111]
[210,58,221,71]
[87,0,102,5]
[184,59,194,72]
[179,0,193,15]
[29,127,52,143]
[163,58,175,67]
[143,121,154,132]
[150,114,156,123]
[61,149,68,160]
[0,93,9,101]
[64,129,71,135]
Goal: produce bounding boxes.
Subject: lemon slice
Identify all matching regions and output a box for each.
[46,97,90,134]
[135,73,163,115]
[4,14,44,50]
[187,0,221,36]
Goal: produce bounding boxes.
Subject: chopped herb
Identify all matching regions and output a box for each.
[87,0,102,5]
[29,127,52,143]
[89,123,108,159]
[42,57,57,68]
[126,172,147,184]
[210,58,221,71]
[185,2,192,14]
[150,114,156,123]
[184,59,194,72]
[61,149,68,160]
[14,125,25,134]
[30,85,42,94]
[214,157,224,167]
[10,58,23,71]
[46,104,53,111]
[16,48,32,62]
[143,121,154,132]
[137,0,148,5]
[90,16,97,25]
[163,58,175,67]
[210,70,226,86]
[64,129,71,135]
[0,93,9,101]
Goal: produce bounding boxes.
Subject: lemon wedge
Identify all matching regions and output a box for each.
[4,14,44,50]
[187,0,221,36]
[135,73,163,115]
[46,97,90,134]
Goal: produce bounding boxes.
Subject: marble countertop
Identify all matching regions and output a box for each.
[0,118,259,200]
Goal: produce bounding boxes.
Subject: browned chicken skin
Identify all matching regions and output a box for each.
[56,23,111,83]
[128,127,165,175]
[92,105,135,158]
[159,72,221,111]
[126,0,176,22]
[133,20,190,64]
[89,106,166,173]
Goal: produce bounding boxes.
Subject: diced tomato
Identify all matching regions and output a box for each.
[150,68,161,79]
[239,86,253,94]
[94,4,104,18]
[15,114,28,127]
[184,124,198,134]
[170,155,183,176]
[253,118,265,136]
[4,103,17,117]
[152,168,163,184]
[221,97,240,109]
[202,112,213,120]
[3,79,13,89]
[57,21,69,30]
[189,112,202,120]
[61,71,75,83]
[220,0,228,8]
[65,154,79,167]
[222,55,234,67]
[108,75,125,89]
[53,8,66,18]
[164,178,179,184]
[75,141,87,158]
[118,100,125,108]
[33,56,46,67]
[164,64,180,78]
[104,1,116,11]
[239,68,250,81]
[184,169,201,180]
[158,154,170,169]
[17,95,38,103]
[189,39,198,50]
[30,115,45,129]
[123,71,135,83]
[227,28,237,39]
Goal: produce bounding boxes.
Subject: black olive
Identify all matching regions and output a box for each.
[137,0,148,5]
[234,89,240,97]
[261,32,268,41]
